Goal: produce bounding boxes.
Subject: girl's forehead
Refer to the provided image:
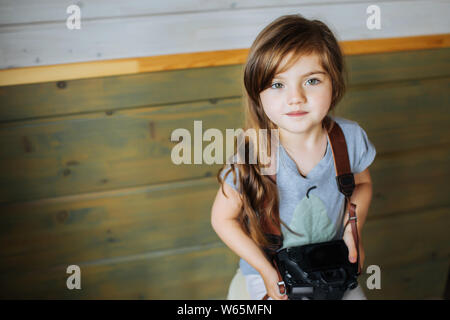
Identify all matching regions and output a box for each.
[276,51,323,75]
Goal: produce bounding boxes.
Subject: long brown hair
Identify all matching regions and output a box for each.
[217,14,347,248]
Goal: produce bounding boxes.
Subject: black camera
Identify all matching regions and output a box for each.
[274,240,359,300]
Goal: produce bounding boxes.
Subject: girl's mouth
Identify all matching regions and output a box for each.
[286,111,308,117]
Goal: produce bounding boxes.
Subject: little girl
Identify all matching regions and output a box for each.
[211,14,376,300]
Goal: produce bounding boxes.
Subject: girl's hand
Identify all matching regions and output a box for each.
[343,226,365,270]
[260,265,288,300]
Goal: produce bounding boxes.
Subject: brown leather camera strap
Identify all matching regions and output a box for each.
[326,117,361,275]
[260,116,361,299]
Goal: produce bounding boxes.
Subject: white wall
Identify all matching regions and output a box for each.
[0,0,449,69]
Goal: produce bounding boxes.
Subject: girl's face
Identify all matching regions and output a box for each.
[259,52,332,137]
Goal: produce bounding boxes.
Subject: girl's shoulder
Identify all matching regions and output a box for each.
[329,115,377,174]
[219,160,241,194]
[330,115,367,141]
[330,115,360,130]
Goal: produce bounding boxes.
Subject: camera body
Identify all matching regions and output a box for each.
[274,240,359,300]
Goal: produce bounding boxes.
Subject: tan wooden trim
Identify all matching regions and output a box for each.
[340,33,450,55]
[1,34,449,87]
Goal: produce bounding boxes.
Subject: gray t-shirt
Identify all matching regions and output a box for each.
[220,116,377,275]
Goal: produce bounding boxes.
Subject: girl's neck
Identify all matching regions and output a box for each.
[279,123,327,156]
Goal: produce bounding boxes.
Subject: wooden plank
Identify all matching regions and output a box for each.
[1,47,449,121]
[1,1,449,73]
[0,0,362,25]
[341,33,450,55]
[0,64,244,122]
[0,159,448,280]
[362,207,450,269]
[346,47,450,85]
[0,97,243,202]
[368,145,450,218]
[1,77,449,202]
[1,35,449,87]
[336,76,450,153]
[359,258,449,300]
[0,178,222,274]
[0,49,250,88]
[0,244,240,299]
[1,205,448,299]
[360,206,450,297]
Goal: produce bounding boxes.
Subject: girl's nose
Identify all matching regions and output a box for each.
[287,86,306,105]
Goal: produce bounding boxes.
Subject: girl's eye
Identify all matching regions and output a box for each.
[306,78,321,85]
[271,82,283,89]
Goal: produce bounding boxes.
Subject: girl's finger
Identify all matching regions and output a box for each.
[343,232,357,263]
[273,285,288,300]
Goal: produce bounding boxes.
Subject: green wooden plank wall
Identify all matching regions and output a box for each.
[0,48,449,299]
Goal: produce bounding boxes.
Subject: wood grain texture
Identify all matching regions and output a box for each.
[0,150,448,286]
[0,178,222,274]
[0,98,243,202]
[341,34,450,55]
[360,258,449,300]
[337,77,450,154]
[0,244,240,299]
[0,77,448,202]
[1,0,449,75]
[0,64,245,122]
[1,146,448,274]
[1,35,449,86]
[361,207,450,269]
[0,47,449,299]
[1,47,449,122]
[358,205,450,299]
[0,0,364,25]
[367,145,450,219]
[1,203,448,299]
[346,47,450,85]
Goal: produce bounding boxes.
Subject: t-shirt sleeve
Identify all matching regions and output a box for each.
[352,125,377,173]
[219,164,241,193]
